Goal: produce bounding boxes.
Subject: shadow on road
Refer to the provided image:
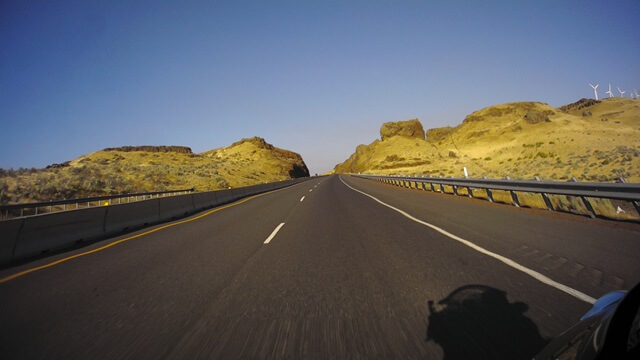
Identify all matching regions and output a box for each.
[426,284,549,360]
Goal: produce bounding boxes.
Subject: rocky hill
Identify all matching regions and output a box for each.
[0,137,309,204]
[335,98,640,182]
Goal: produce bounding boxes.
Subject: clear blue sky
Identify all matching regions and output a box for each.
[1,1,639,174]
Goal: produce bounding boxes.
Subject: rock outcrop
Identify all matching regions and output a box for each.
[334,98,640,183]
[380,119,425,140]
[103,145,193,154]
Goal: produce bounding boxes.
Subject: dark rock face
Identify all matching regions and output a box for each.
[45,161,70,169]
[103,146,193,154]
[380,119,425,140]
[288,163,310,178]
[559,98,601,113]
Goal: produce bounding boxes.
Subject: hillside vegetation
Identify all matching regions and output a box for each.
[335,98,640,183]
[0,137,309,204]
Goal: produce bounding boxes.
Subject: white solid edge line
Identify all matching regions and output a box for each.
[300,196,305,202]
[339,176,596,304]
[264,223,285,244]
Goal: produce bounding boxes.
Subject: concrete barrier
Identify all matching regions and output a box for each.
[193,191,217,210]
[0,218,24,265]
[14,207,108,260]
[158,194,195,221]
[244,185,257,197]
[104,199,160,235]
[215,189,234,205]
[235,187,250,198]
[4,177,315,265]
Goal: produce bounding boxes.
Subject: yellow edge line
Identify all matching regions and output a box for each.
[0,183,302,284]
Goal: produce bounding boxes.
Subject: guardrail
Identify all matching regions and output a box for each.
[353,174,640,219]
[0,188,196,219]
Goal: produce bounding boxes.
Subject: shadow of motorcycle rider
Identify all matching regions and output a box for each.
[426,284,549,360]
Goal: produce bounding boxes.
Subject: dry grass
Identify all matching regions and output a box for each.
[0,137,308,204]
[335,98,640,183]
[336,98,640,220]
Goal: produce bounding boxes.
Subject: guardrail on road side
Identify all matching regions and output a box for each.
[353,174,640,219]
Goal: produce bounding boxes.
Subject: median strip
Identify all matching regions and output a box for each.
[339,176,597,304]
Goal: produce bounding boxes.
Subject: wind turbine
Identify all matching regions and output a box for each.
[617,86,625,97]
[589,84,599,100]
[605,84,614,98]
[634,90,639,99]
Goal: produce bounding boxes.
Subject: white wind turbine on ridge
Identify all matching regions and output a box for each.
[605,84,614,98]
[589,84,599,100]
[617,87,625,97]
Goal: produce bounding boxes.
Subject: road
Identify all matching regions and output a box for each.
[1,174,639,359]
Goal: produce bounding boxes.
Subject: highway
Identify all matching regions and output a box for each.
[1,175,639,359]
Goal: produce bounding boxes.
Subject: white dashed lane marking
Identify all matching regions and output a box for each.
[264,223,285,244]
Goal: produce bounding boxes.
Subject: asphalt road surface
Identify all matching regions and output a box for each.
[1,175,639,359]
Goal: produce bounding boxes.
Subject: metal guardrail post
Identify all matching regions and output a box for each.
[581,196,597,218]
[482,176,494,202]
[569,177,595,218]
[453,185,459,195]
[510,192,520,207]
[535,177,554,210]
[506,177,520,207]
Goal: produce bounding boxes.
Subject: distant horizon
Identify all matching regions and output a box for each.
[2,94,634,170]
[0,94,627,172]
[2,1,639,174]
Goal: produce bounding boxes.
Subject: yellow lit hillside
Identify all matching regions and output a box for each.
[0,137,309,204]
[335,98,640,183]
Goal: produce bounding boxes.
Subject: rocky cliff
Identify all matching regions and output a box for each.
[334,98,640,182]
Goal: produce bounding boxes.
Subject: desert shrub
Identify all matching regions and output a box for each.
[523,111,551,124]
